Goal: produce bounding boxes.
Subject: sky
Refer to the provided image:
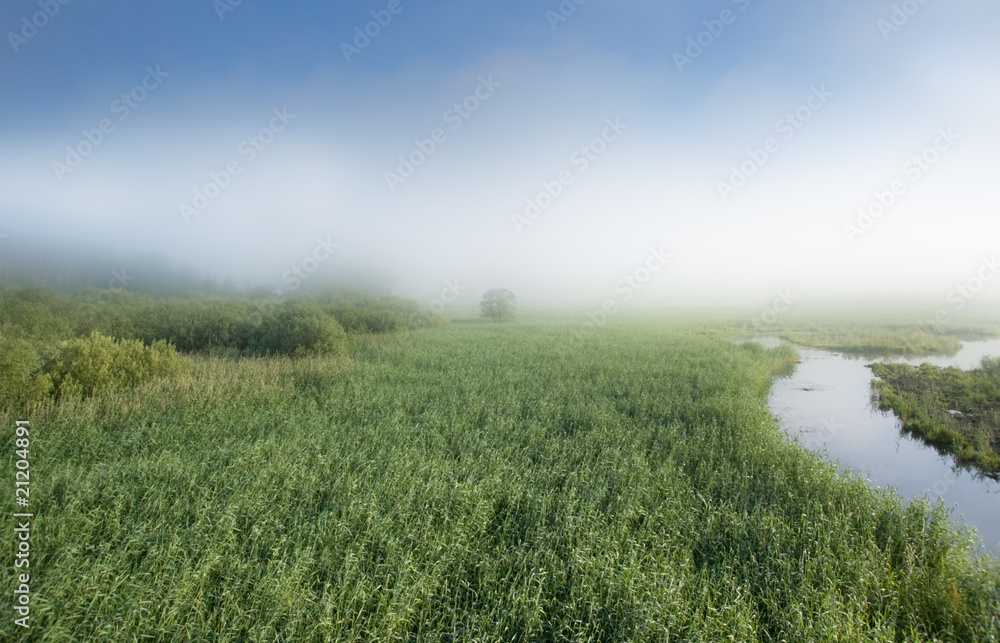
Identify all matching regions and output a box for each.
[1,0,999,309]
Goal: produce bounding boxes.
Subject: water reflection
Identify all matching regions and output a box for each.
[738,336,1000,554]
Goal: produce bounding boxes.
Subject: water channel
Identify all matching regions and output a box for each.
[747,336,1000,554]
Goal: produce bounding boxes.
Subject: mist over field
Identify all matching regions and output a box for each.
[6,4,1000,640]
[1,0,998,309]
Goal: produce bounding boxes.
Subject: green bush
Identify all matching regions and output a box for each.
[318,289,434,333]
[0,283,421,366]
[47,332,185,399]
[147,299,263,352]
[324,301,409,334]
[0,300,73,343]
[253,301,350,358]
[80,292,261,353]
[0,332,52,410]
[408,308,449,329]
[75,289,157,341]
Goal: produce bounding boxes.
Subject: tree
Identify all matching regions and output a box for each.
[480,288,517,322]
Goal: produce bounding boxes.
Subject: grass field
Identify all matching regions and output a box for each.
[3,320,1000,641]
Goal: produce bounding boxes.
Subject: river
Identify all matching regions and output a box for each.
[749,336,1000,555]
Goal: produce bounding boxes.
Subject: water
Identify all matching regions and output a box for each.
[751,336,1000,554]
[832,337,1000,370]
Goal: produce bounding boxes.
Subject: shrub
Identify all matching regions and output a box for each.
[0,333,52,410]
[47,332,185,399]
[84,290,158,341]
[318,290,430,334]
[148,299,263,352]
[253,301,350,358]
[324,301,409,334]
[408,309,449,329]
[0,300,73,343]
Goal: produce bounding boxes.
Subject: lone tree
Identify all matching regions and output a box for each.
[480,288,517,322]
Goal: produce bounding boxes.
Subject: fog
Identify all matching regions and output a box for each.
[2,0,998,310]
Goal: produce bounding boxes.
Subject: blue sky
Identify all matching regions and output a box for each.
[1,0,999,307]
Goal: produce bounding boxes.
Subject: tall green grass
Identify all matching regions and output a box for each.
[871,360,1000,478]
[2,322,998,641]
[783,326,962,357]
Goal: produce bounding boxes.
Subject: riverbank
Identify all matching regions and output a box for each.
[871,360,1000,479]
[761,335,1000,558]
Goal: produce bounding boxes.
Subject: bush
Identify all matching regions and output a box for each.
[81,290,157,341]
[253,301,350,358]
[318,290,431,333]
[47,332,185,399]
[408,309,449,329]
[324,301,409,334]
[0,300,73,343]
[148,299,262,352]
[0,333,52,410]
